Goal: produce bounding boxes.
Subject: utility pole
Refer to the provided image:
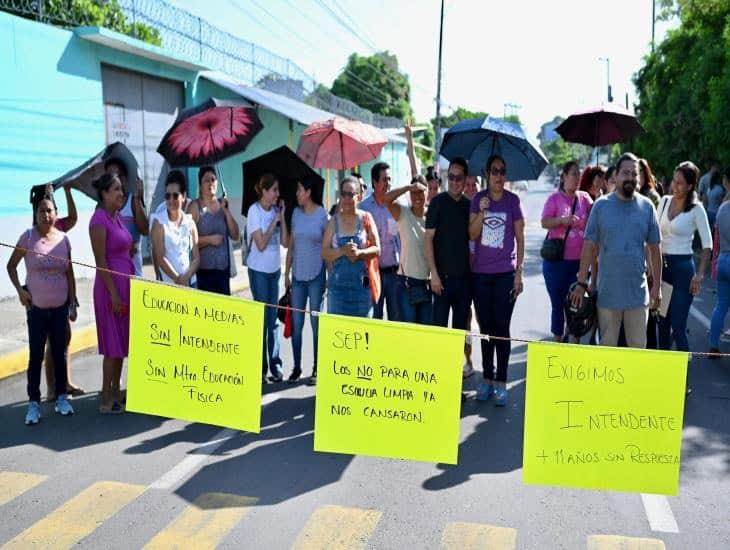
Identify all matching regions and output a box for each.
[434,0,445,156]
[599,57,612,103]
[651,0,656,52]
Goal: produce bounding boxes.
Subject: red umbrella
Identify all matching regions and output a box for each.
[556,104,643,147]
[157,97,263,170]
[296,117,388,170]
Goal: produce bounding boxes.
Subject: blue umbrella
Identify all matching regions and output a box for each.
[439,116,548,180]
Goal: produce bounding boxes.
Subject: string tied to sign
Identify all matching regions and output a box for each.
[0,240,723,360]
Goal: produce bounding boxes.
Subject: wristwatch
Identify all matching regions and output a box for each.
[575,281,589,291]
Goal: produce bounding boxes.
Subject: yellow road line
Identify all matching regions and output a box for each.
[0,325,97,381]
[587,534,666,550]
[291,505,382,550]
[0,281,250,381]
[143,492,257,549]
[441,521,517,549]
[0,471,48,506]
[3,480,145,549]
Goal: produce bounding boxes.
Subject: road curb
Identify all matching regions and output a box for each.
[0,281,250,381]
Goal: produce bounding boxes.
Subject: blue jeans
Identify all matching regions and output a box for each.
[397,275,433,325]
[710,253,730,347]
[248,268,283,378]
[432,274,470,330]
[472,272,516,383]
[373,268,401,321]
[658,255,695,351]
[291,268,326,373]
[542,259,580,336]
[27,305,68,402]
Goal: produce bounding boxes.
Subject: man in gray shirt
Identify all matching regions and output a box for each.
[571,152,662,348]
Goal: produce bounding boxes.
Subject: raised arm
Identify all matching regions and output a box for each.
[405,120,418,178]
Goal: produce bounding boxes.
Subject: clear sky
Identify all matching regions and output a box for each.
[169,0,676,137]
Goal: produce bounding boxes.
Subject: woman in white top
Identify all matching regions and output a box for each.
[383,175,431,325]
[247,173,289,383]
[152,170,199,287]
[656,161,712,351]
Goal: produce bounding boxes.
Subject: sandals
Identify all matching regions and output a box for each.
[67,385,85,397]
[99,401,125,414]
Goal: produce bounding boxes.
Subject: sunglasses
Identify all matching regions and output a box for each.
[165,192,181,200]
[340,191,356,199]
[490,167,507,176]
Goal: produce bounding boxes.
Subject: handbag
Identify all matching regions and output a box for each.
[362,213,381,303]
[277,288,293,338]
[540,196,578,261]
[405,278,431,305]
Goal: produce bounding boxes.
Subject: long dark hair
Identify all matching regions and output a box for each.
[675,161,700,213]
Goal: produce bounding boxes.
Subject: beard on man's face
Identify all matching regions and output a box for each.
[622,180,637,197]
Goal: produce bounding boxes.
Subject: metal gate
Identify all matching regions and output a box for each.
[101,65,184,209]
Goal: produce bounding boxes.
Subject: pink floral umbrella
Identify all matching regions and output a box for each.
[157,98,263,190]
[296,117,388,170]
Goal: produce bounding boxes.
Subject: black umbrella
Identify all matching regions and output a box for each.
[556,104,643,147]
[242,146,324,226]
[31,142,140,204]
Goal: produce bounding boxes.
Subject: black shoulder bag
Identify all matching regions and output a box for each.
[540,196,578,262]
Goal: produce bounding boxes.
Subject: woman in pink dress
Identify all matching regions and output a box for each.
[89,174,134,414]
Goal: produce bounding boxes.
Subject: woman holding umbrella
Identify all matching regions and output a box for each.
[248,174,288,383]
[188,166,240,295]
[322,176,381,318]
[284,179,328,384]
[469,155,525,406]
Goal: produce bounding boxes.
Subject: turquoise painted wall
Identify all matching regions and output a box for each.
[0,12,104,216]
[0,10,411,217]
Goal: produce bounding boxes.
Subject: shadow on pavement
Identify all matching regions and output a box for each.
[423,351,528,491]
[0,392,166,451]
[173,394,353,506]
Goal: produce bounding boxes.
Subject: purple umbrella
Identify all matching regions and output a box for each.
[556,104,643,147]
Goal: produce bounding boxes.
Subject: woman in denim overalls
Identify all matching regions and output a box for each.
[322,176,381,317]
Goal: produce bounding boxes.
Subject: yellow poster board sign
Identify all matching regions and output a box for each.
[126,279,265,432]
[314,314,463,464]
[523,342,687,495]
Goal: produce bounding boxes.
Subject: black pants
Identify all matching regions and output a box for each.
[432,274,470,330]
[472,272,516,383]
[27,305,68,402]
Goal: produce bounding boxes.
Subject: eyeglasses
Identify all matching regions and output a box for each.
[165,192,181,200]
[340,191,356,199]
[447,173,464,182]
[490,167,507,176]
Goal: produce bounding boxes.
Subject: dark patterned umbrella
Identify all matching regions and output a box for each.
[556,105,643,147]
[157,97,263,187]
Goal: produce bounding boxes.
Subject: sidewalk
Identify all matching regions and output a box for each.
[0,249,252,380]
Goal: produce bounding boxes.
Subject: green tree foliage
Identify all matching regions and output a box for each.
[414,123,435,167]
[6,0,161,46]
[537,116,592,168]
[431,106,489,129]
[634,0,730,176]
[331,52,413,120]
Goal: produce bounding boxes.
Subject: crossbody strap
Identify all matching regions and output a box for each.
[563,195,579,243]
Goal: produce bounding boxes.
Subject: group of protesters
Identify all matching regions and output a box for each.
[7,124,730,424]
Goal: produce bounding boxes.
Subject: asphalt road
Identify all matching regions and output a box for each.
[0,181,728,549]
